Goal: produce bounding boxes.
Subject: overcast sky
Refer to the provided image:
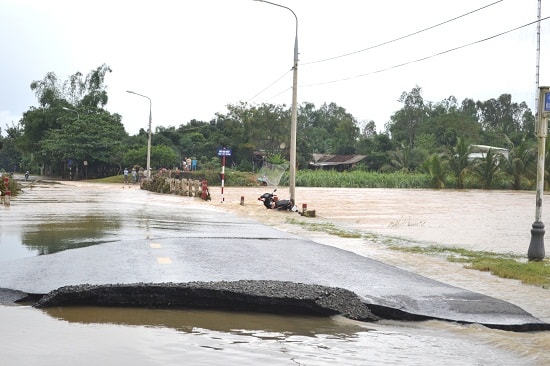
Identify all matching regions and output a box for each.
[1,0,549,136]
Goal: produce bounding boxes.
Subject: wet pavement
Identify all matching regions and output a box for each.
[0,180,548,331]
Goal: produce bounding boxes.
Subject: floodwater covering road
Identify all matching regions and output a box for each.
[0,180,549,365]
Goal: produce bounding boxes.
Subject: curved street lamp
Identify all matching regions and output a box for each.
[126,90,152,178]
[62,107,80,121]
[254,0,298,205]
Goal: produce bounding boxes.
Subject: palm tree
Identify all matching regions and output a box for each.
[504,136,535,190]
[447,137,470,189]
[389,143,411,172]
[470,149,505,189]
[421,154,448,189]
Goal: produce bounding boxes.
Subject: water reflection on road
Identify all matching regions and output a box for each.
[0,181,548,365]
[22,216,121,255]
[0,305,534,366]
[0,181,198,261]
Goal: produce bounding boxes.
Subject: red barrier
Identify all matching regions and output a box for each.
[201,180,210,201]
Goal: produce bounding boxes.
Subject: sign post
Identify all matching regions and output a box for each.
[217,148,232,203]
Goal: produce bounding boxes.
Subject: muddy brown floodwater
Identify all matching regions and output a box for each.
[211,187,550,323]
[1,181,549,365]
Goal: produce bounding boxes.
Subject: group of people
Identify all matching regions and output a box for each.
[122,158,197,183]
[182,157,197,172]
[123,167,144,184]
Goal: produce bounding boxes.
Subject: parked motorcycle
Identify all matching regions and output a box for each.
[258,189,298,211]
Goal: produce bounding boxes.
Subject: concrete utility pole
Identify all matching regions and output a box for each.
[254,0,298,205]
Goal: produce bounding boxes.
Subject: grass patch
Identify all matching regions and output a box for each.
[85,175,127,184]
[286,218,362,238]
[391,245,550,289]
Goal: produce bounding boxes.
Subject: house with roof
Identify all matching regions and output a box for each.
[309,154,367,171]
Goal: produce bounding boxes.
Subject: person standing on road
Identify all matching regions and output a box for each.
[131,168,137,183]
[123,167,129,183]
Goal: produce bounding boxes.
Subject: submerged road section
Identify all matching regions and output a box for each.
[0,181,548,331]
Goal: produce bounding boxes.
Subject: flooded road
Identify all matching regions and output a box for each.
[1,181,549,365]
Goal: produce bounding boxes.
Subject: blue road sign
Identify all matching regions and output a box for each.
[544,92,550,112]
[217,148,232,156]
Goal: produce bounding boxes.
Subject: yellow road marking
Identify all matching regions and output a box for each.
[149,243,162,249]
[157,257,172,264]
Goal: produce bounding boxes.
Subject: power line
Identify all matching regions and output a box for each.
[266,86,292,102]
[303,16,550,88]
[246,69,292,103]
[301,0,504,66]
[248,0,504,103]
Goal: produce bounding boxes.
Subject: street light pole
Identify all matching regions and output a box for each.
[126,90,152,178]
[254,0,298,205]
[529,86,550,261]
[62,107,80,121]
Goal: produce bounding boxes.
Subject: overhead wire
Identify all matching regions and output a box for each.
[247,0,504,103]
[246,69,292,103]
[301,0,504,66]
[266,87,293,102]
[302,16,550,88]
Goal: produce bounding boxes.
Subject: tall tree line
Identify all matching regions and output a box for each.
[0,67,540,187]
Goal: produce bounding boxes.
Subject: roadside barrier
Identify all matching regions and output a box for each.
[162,178,214,201]
[165,178,203,197]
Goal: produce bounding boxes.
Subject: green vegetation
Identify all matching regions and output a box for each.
[89,175,127,184]
[282,217,550,289]
[0,66,542,192]
[90,167,533,190]
[294,169,434,188]
[390,245,550,288]
[91,169,259,187]
[2,65,547,289]
[286,218,362,238]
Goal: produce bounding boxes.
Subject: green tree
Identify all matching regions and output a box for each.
[150,145,179,169]
[19,64,126,177]
[333,117,359,155]
[298,102,332,155]
[470,149,505,189]
[356,133,394,171]
[503,135,535,190]
[360,120,377,137]
[238,102,290,159]
[475,94,533,147]
[175,120,218,162]
[39,110,126,178]
[0,124,23,172]
[447,137,471,189]
[387,86,428,149]
[419,96,480,147]
[421,153,448,189]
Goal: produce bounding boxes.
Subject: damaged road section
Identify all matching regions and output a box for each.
[33,280,379,322]
[24,281,550,331]
[2,183,549,333]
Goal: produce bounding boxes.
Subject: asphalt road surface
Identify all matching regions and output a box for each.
[0,180,547,331]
